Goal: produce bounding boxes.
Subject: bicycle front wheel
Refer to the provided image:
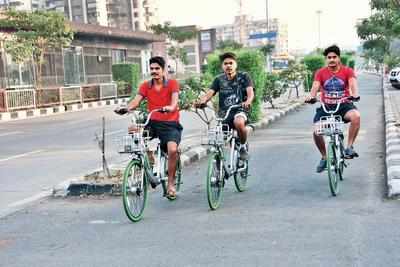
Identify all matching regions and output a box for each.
[234,144,249,192]
[122,159,148,222]
[206,152,224,210]
[327,141,339,196]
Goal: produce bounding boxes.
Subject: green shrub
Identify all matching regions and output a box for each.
[302,54,325,91]
[205,49,265,122]
[112,63,140,98]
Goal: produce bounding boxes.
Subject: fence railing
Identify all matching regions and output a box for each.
[4,88,36,111]
[60,86,82,104]
[100,83,117,99]
[0,82,122,112]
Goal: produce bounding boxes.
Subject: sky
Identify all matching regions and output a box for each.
[158,0,372,51]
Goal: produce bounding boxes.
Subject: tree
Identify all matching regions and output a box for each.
[151,23,197,76]
[0,9,74,88]
[216,40,243,50]
[259,44,275,56]
[262,73,284,108]
[357,0,400,66]
[167,46,188,74]
[279,62,308,98]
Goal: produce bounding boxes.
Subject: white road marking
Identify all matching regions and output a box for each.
[0,131,23,137]
[0,150,44,163]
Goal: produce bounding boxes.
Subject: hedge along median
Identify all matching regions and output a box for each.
[112,63,141,99]
[205,49,266,122]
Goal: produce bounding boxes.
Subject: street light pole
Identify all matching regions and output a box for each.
[266,0,269,31]
[316,10,322,48]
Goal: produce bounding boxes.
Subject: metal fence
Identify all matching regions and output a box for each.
[100,83,117,99]
[60,86,82,104]
[5,88,36,111]
[0,89,6,112]
[0,82,121,112]
[36,87,61,107]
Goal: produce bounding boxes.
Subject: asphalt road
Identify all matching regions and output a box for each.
[1,73,400,267]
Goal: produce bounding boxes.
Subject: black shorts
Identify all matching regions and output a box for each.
[313,103,357,123]
[146,120,183,151]
[222,108,248,130]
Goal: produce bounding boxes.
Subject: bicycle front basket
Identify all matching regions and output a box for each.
[316,116,344,136]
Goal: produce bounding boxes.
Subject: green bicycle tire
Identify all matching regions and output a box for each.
[327,141,339,196]
[122,159,148,222]
[338,136,345,181]
[234,144,249,192]
[206,152,224,210]
[175,155,182,192]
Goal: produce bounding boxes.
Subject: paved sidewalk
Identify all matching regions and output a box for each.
[383,81,400,197]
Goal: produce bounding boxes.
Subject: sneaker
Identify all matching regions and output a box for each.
[316,159,327,173]
[344,146,359,159]
[239,145,249,160]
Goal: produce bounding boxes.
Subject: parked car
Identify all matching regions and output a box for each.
[389,67,400,89]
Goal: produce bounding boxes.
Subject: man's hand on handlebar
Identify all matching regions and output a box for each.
[114,106,129,115]
[348,95,360,102]
[160,106,173,113]
[194,100,208,109]
[305,95,317,104]
[242,100,251,110]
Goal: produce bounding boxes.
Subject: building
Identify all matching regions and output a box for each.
[198,28,217,68]
[0,0,43,11]
[45,0,108,26]
[165,25,201,75]
[44,0,159,31]
[0,21,165,111]
[214,17,289,55]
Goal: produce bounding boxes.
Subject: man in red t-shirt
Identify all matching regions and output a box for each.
[119,56,182,199]
[305,45,361,173]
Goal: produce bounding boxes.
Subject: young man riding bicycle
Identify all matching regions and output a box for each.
[195,52,254,160]
[116,56,182,200]
[305,45,361,173]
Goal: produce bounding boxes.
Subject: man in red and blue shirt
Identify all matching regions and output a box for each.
[306,45,361,173]
[122,56,182,198]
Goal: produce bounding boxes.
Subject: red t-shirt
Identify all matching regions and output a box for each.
[138,79,180,122]
[314,65,356,104]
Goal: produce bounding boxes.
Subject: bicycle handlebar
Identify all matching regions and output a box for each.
[115,106,169,127]
[305,96,360,114]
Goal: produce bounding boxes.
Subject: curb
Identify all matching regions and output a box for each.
[53,100,306,197]
[0,98,129,122]
[383,83,400,197]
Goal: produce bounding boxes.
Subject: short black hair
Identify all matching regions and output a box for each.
[149,56,166,69]
[323,45,341,57]
[219,52,237,63]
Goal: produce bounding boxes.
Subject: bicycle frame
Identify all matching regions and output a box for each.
[207,104,247,177]
[121,109,169,192]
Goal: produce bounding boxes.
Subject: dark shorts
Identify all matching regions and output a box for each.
[146,120,183,151]
[313,103,357,123]
[222,108,248,130]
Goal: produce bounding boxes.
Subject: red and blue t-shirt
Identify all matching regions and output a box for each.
[314,65,356,104]
[138,79,180,122]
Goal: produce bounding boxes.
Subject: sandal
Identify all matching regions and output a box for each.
[166,189,177,201]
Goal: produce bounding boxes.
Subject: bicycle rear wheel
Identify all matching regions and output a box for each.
[175,155,182,192]
[327,141,339,196]
[122,159,148,222]
[338,135,345,181]
[206,152,224,210]
[234,144,249,192]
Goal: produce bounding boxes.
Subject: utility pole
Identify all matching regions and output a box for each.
[266,0,269,31]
